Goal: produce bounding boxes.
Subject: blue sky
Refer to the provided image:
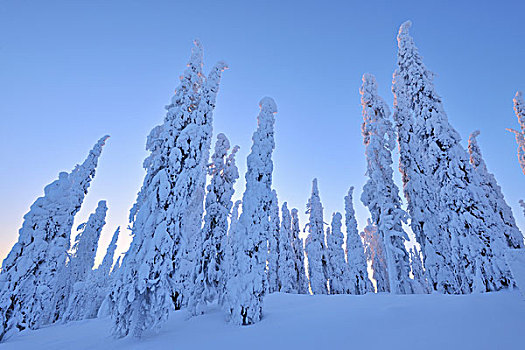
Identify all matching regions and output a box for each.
[1,0,525,263]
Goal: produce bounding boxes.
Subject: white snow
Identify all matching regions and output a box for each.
[3,292,524,350]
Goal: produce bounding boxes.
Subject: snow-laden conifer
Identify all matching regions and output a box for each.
[393,63,455,294]
[226,97,277,325]
[360,73,413,294]
[361,220,389,293]
[110,41,227,338]
[508,91,525,175]
[395,21,513,293]
[99,227,120,277]
[68,200,108,286]
[61,200,108,322]
[291,208,309,294]
[172,59,230,307]
[409,247,431,294]
[64,224,120,322]
[278,202,297,293]
[189,134,239,316]
[267,190,280,293]
[0,136,108,341]
[326,212,350,294]
[304,179,329,294]
[468,131,524,248]
[221,200,241,306]
[95,227,122,318]
[344,187,372,294]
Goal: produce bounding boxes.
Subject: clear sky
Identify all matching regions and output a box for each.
[1,0,525,265]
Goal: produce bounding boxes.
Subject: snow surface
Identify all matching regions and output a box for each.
[3,292,524,350]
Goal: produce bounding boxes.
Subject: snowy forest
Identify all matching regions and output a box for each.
[1,20,525,343]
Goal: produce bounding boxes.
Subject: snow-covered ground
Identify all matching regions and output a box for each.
[3,291,525,350]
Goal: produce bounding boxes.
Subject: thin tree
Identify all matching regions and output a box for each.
[62,200,108,322]
[94,226,121,318]
[189,133,239,316]
[278,202,298,293]
[267,190,280,293]
[326,212,350,294]
[361,220,389,293]
[360,73,413,294]
[305,178,329,294]
[345,187,372,294]
[507,91,525,175]
[291,208,309,294]
[226,97,277,325]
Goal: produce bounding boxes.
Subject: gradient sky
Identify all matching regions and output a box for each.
[1,0,525,265]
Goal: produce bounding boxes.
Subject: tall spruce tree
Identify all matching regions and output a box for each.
[226,97,277,325]
[99,227,120,278]
[360,73,413,294]
[221,200,241,306]
[68,200,108,288]
[0,136,108,341]
[189,134,239,316]
[267,190,280,293]
[361,220,389,293]
[291,208,309,294]
[326,212,350,294]
[394,21,513,293]
[508,91,525,175]
[110,41,227,338]
[62,200,108,322]
[278,202,297,293]
[345,187,372,294]
[93,226,121,319]
[468,131,524,248]
[305,179,329,294]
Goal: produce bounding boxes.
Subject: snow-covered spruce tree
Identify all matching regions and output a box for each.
[226,97,277,325]
[409,247,431,294]
[64,224,120,322]
[99,226,121,278]
[304,178,329,294]
[393,69,456,294]
[520,200,525,218]
[291,208,309,294]
[189,133,239,316]
[508,91,525,175]
[221,200,241,307]
[62,200,108,322]
[267,190,280,293]
[326,212,351,294]
[0,136,108,341]
[94,226,121,318]
[110,41,227,338]
[278,202,297,293]
[361,219,389,293]
[172,59,230,309]
[360,73,413,294]
[395,22,513,293]
[68,200,108,288]
[344,187,372,294]
[468,131,524,248]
